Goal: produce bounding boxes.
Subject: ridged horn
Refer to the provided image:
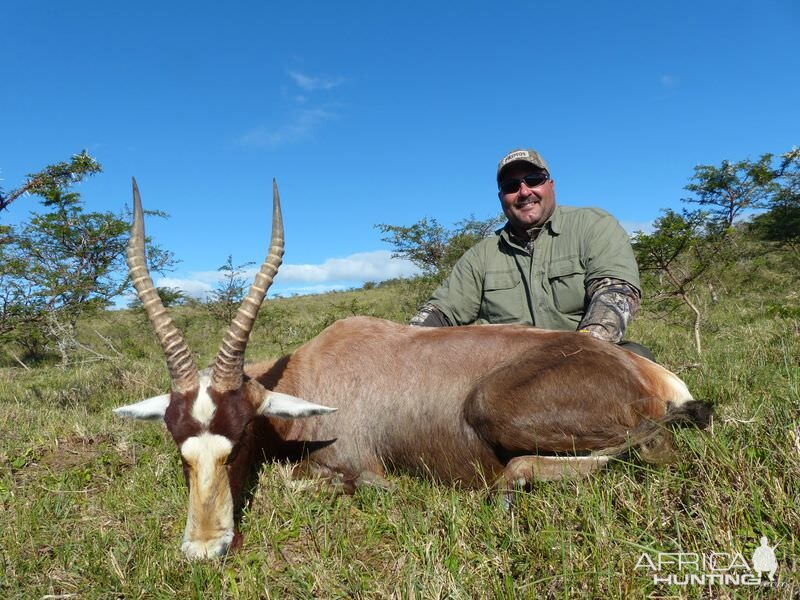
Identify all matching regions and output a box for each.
[128,177,199,393]
[211,179,284,392]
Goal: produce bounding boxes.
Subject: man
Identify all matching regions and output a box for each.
[410,148,650,357]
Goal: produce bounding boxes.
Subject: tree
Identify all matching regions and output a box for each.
[0,151,101,214]
[375,218,448,276]
[206,255,255,324]
[749,148,800,254]
[376,213,504,278]
[0,153,173,364]
[633,210,720,355]
[683,153,778,229]
[635,149,799,356]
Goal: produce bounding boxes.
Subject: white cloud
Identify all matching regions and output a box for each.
[274,250,419,283]
[288,70,345,91]
[238,69,345,148]
[238,108,333,148]
[155,250,421,300]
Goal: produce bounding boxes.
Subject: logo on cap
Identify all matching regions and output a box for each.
[501,151,530,166]
[497,149,548,179]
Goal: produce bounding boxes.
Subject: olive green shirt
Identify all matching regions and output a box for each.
[428,205,641,330]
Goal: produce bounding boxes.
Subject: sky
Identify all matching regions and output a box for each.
[2,1,798,299]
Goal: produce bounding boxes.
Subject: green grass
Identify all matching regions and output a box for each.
[1,269,799,598]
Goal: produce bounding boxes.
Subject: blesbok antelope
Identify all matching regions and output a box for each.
[115,178,711,559]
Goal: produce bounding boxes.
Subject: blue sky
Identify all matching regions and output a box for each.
[2,1,798,298]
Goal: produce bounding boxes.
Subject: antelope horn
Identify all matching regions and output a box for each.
[128,177,199,393]
[211,179,284,392]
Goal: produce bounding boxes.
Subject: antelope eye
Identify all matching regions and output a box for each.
[224,445,239,465]
[224,417,256,465]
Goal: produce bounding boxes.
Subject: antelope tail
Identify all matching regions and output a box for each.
[592,400,713,463]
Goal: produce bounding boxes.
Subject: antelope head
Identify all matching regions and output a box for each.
[113,178,335,559]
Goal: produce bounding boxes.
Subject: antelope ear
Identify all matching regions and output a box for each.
[113,394,170,421]
[258,390,337,419]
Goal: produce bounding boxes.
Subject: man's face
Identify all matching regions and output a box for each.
[497,163,556,233]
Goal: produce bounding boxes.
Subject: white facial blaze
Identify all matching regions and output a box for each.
[180,433,234,559]
[191,375,217,426]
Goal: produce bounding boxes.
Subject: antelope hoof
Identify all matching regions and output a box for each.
[181,529,236,560]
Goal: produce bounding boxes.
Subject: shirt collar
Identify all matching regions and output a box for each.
[498,205,562,245]
[546,204,563,234]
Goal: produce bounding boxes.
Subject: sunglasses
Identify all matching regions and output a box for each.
[498,172,550,194]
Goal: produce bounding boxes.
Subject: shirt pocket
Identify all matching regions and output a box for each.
[481,270,522,323]
[547,256,586,315]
